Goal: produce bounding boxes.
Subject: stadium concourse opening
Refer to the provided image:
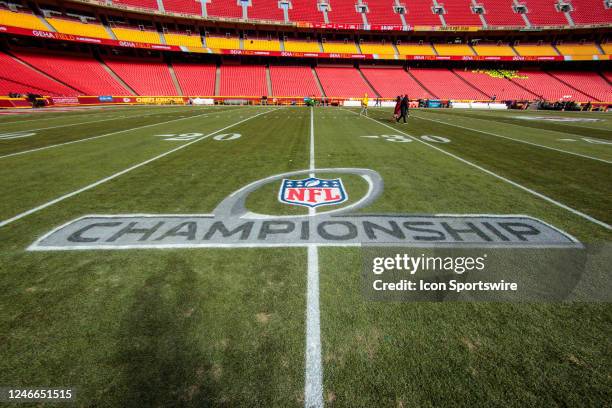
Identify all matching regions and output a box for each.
[0,0,611,406]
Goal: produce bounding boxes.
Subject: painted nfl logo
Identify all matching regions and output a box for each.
[279,177,348,208]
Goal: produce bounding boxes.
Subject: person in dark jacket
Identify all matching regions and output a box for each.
[397,94,409,123]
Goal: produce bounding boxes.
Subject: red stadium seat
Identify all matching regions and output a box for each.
[404,0,443,26]
[326,0,364,24]
[452,69,538,100]
[360,67,433,98]
[113,0,159,10]
[548,71,612,102]
[364,0,404,26]
[570,0,612,25]
[207,0,243,18]
[219,65,268,96]
[512,70,592,100]
[441,0,482,26]
[248,0,285,21]
[270,66,322,97]
[104,58,179,95]
[163,0,202,15]
[172,62,216,96]
[315,66,376,97]
[0,51,78,96]
[288,0,325,23]
[409,68,489,99]
[15,51,129,96]
[522,0,568,26]
[478,0,525,26]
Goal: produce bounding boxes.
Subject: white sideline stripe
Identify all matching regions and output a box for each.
[0,108,278,228]
[0,105,178,125]
[0,107,252,160]
[14,106,215,132]
[0,107,146,125]
[345,109,611,231]
[414,113,611,164]
[305,107,324,408]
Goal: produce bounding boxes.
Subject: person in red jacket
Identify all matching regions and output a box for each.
[393,96,401,121]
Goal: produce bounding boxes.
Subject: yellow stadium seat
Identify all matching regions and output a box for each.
[322,41,358,54]
[283,40,321,53]
[556,43,601,56]
[205,36,240,49]
[112,27,162,44]
[165,33,202,47]
[602,43,612,54]
[359,42,396,55]
[513,44,559,56]
[47,17,110,39]
[243,38,281,51]
[473,44,515,56]
[0,9,47,30]
[434,44,475,56]
[395,43,436,55]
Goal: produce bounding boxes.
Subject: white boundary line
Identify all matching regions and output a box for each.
[0,106,154,125]
[0,108,278,228]
[305,107,324,408]
[0,106,252,160]
[6,106,215,133]
[345,109,611,231]
[413,113,611,164]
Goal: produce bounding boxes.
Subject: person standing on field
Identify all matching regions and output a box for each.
[397,94,409,123]
[360,93,369,116]
[393,96,401,121]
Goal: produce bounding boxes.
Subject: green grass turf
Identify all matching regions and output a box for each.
[0,106,610,406]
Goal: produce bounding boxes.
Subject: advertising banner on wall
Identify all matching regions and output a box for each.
[51,97,80,105]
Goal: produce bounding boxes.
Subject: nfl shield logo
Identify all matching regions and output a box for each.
[279,177,348,208]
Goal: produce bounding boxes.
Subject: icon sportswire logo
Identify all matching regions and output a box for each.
[279,177,347,208]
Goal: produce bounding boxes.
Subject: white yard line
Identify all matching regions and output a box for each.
[345,108,611,230]
[0,107,253,160]
[413,113,611,164]
[0,108,278,228]
[305,107,324,408]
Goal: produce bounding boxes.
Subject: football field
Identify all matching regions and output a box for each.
[0,105,610,406]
